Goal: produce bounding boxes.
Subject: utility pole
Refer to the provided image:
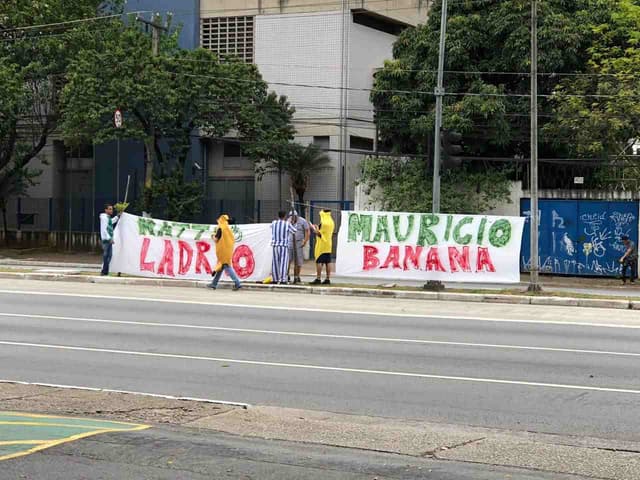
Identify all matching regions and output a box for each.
[528,0,542,292]
[432,0,449,214]
[136,14,168,213]
[423,0,449,292]
[338,0,349,209]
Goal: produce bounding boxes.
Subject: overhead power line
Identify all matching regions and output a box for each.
[0,11,150,33]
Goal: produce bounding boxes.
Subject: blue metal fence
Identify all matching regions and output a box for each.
[521,199,639,276]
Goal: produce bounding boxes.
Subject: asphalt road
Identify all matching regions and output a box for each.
[1,426,583,480]
[1,284,640,442]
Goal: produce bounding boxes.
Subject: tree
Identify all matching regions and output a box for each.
[370,0,619,199]
[60,20,296,218]
[543,0,640,189]
[0,1,118,232]
[285,143,332,206]
[255,142,332,213]
[361,156,512,215]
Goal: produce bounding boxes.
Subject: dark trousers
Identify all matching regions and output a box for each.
[101,241,113,275]
[621,259,638,282]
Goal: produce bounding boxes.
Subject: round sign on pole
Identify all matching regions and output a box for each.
[114,109,123,129]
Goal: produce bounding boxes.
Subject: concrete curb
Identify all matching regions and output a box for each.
[0,271,636,310]
[0,259,100,269]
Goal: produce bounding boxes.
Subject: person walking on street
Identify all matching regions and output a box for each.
[208,214,242,290]
[99,203,119,276]
[620,235,638,284]
[287,210,310,284]
[310,209,335,285]
[271,210,296,284]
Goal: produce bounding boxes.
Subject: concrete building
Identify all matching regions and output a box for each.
[195,0,427,223]
[9,1,427,235]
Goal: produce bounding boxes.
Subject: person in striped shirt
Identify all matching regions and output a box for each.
[271,210,296,284]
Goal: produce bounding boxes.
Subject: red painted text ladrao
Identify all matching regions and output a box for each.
[110,213,271,282]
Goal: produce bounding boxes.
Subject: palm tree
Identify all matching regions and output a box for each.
[284,143,332,208]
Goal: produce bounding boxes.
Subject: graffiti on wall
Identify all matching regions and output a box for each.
[521,200,639,277]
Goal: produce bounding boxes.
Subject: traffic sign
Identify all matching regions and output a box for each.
[114,109,123,128]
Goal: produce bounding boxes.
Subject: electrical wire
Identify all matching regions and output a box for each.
[0,10,149,35]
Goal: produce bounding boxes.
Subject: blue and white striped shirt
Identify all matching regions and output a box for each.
[271,219,296,247]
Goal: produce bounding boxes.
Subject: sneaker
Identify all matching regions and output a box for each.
[322,279,331,285]
[294,277,301,284]
[207,283,217,290]
[309,278,322,285]
[232,284,242,291]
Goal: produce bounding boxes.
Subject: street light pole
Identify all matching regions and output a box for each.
[528,0,541,292]
[432,0,449,214]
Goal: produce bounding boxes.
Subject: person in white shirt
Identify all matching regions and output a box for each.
[99,204,119,276]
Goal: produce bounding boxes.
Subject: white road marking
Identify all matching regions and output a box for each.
[1,339,639,395]
[1,312,639,358]
[0,379,249,408]
[0,289,638,329]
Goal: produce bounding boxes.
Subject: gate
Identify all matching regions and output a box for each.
[521,199,639,276]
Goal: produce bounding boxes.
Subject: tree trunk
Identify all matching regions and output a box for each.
[278,167,283,210]
[143,136,156,214]
[1,205,8,247]
[296,190,305,218]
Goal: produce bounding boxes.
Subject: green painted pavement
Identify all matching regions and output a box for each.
[0,411,148,461]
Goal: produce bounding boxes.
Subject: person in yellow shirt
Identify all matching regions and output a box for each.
[208,214,242,291]
[310,209,335,285]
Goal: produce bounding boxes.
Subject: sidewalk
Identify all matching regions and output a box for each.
[2,248,637,294]
[1,249,639,307]
[2,382,640,480]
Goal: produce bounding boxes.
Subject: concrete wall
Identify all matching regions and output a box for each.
[255,12,343,121]
[485,181,523,217]
[524,189,640,201]
[348,21,395,123]
[200,0,428,25]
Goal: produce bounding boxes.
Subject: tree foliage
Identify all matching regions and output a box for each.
[361,156,512,214]
[543,0,640,188]
[0,0,117,224]
[285,143,332,205]
[368,0,634,203]
[60,19,295,216]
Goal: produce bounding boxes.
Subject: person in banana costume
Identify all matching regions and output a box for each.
[310,209,335,285]
[208,214,242,290]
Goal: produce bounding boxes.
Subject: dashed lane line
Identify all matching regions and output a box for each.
[2,339,640,395]
[0,311,639,358]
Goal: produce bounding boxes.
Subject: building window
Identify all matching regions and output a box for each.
[313,136,330,151]
[201,16,255,63]
[350,136,374,151]
[223,142,242,157]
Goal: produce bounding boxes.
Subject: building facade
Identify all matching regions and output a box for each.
[195,1,427,222]
[8,1,427,235]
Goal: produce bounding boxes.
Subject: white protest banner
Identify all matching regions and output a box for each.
[336,211,525,283]
[110,213,272,282]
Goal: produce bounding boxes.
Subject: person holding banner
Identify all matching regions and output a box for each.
[287,210,310,284]
[271,210,296,284]
[310,209,334,285]
[99,203,119,276]
[208,214,242,291]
